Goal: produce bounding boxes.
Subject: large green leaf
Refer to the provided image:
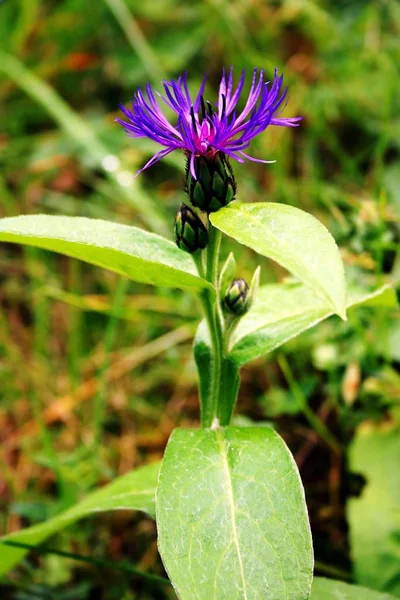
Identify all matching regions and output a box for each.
[348,424,400,596]
[231,283,396,366]
[157,427,313,600]
[0,215,211,293]
[311,577,397,600]
[0,461,159,577]
[211,203,346,318]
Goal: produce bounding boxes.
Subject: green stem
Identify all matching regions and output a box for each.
[223,314,240,353]
[193,225,241,427]
[198,295,224,428]
[206,225,222,287]
[206,227,225,427]
[193,225,225,428]
[192,249,205,279]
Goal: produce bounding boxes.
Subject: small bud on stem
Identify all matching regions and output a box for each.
[174,204,208,254]
[224,278,250,315]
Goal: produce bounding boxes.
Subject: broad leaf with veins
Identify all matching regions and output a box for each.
[0,215,212,293]
[211,203,347,318]
[157,427,313,600]
[231,283,396,366]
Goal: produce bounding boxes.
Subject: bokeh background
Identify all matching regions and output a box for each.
[1,1,400,598]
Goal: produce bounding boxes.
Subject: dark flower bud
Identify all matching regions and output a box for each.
[224,278,250,316]
[185,152,236,213]
[174,204,208,253]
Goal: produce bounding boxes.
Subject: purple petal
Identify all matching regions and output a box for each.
[194,74,207,113]
[135,147,176,177]
[189,152,197,179]
[270,116,303,126]
[238,151,276,164]
[225,68,246,115]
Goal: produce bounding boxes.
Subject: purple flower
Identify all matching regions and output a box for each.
[116,67,301,179]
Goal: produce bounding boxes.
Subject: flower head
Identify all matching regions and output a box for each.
[116,67,301,179]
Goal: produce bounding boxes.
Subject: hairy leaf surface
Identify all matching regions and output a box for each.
[231,283,396,366]
[211,203,346,318]
[157,427,313,600]
[0,215,211,292]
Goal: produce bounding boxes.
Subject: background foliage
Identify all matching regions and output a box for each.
[0,0,399,598]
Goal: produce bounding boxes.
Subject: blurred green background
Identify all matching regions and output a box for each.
[0,1,400,598]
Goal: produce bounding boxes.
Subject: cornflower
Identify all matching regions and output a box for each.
[116,67,300,180]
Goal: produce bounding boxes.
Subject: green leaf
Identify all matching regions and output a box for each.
[231,283,396,366]
[347,424,400,596]
[219,251,237,303]
[210,202,347,318]
[0,215,212,293]
[0,461,159,577]
[157,427,313,600]
[311,577,398,600]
